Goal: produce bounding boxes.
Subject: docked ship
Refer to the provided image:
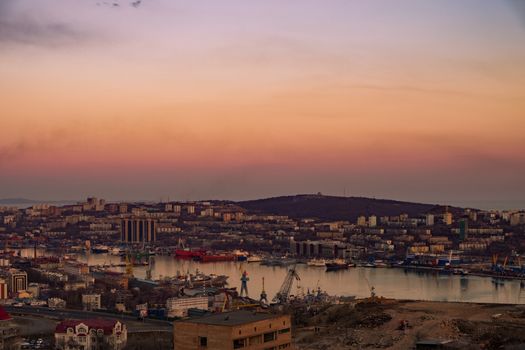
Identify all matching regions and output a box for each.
[233,250,249,261]
[247,255,263,263]
[307,258,327,267]
[163,272,229,288]
[174,248,205,259]
[91,245,110,254]
[325,259,348,271]
[199,253,235,263]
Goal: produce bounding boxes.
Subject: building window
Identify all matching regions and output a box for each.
[233,338,247,349]
[199,337,207,347]
[263,332,276,343]
[278,328,290,334]
[249,335,262,345]
[279,344,291,349]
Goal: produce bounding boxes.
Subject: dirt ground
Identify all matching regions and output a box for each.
[294,299,525,349]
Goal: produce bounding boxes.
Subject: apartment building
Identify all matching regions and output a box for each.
[173,311,292,350]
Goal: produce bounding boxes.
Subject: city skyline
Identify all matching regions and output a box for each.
[1,0,525,205]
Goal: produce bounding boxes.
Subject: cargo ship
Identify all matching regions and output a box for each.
[199,253,235,263]
[174,248,205,259]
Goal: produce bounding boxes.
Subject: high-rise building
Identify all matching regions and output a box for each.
[443,212,453,225]
[368,215,377,227]
[357,216,367,226]
[7,269,27,295]
[425,214,434,226]
[459,219,468,241]
[120,219,157,243]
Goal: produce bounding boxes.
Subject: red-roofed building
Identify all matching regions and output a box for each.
[0,306,20,349]
[54,319,127,350]
[0,306,11,321]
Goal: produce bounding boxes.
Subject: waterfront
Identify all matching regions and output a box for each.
[21,249,525,305]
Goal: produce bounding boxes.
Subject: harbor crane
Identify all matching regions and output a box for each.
[273,265,300,304]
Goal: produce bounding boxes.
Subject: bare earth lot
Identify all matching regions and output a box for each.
[294,299,525,349]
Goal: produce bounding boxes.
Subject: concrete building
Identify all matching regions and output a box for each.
[166,296,208,318]
[64,261,89,276]
[120,218,157,243]
[48,298,67,309]
[443,212,453,225]
[356,216,366,226]
[7,269,27,295]
[368,215,377,227]
[425,214,434,226]
[510,212,525,226]
[55,319,127,350]
[82,294,101,311]
[0,279,7,299]
[173,311,292,350]
[290,239,354,259]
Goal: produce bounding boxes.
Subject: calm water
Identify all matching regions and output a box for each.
[21,249,521,305]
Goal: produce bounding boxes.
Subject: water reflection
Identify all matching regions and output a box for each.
[19,249,525,304]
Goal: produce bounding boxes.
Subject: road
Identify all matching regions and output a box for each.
[4,306,172,333]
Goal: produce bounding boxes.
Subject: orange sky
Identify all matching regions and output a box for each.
[1,0,524,206]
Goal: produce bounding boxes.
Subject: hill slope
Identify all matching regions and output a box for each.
[237,194,460,222]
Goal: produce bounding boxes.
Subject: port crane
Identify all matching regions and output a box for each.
[273,265,300,304]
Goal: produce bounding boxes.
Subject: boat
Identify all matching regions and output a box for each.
[452,268,469,276]
[326,259,348,271]
[247,255,263,263]
[110,247,123,256]
[375,260,389,268]
[233,250,249,261]
[261,258,296,267]
[307,258,327,267]
[91,245,109,254]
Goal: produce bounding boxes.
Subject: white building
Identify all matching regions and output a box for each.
[55,319,126,350]
[166,296,208,318]
[48,298,67,309]
[425,214,434,226]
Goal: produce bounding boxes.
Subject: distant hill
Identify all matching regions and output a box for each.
[0,198,77,207]
[237,194,464,222]
[0,198,40,205]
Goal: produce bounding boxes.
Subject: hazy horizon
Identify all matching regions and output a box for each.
[2,194,525,211]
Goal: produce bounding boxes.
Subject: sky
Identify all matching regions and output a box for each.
[1,0,524,207]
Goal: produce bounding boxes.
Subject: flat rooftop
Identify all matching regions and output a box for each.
[183,310,280,326]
